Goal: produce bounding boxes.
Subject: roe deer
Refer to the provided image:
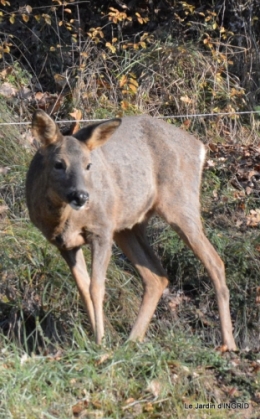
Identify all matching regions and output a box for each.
[26,110,236,350]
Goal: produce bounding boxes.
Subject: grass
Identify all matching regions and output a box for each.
[0,333,255,419]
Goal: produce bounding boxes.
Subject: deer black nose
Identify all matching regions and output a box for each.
[67,190,89,209]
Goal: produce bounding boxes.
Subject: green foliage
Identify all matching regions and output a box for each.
[5,62,31,87]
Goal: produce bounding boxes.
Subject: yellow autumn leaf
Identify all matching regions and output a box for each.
[128,83,138,94]
[129,78,138,87]
[119,75,128,88]
[215,73,223,82]
[9,14,15,24]
[121,100,130,110]
[80,52,88,58]
[69,108,82,121]
[180,95,192,104]
[42,13,51,25]
[106,42,116,53]
[25,5,32,13]
[22,14,29,23]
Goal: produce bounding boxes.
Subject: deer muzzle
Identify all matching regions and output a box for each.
[67,190,89,210]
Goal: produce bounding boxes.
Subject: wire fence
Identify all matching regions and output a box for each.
[0,110,259,127]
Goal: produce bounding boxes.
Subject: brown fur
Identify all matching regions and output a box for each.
[26,110,236,349]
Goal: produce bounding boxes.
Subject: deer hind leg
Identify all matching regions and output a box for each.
[114,224,169,341]
[157,203,236,351]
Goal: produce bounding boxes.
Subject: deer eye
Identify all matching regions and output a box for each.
[54,161,64,170]
[86,163,92,171]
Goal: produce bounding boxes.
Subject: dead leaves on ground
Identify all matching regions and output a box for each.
[33,91,64,114]
[162,288,191,320]
[206,142,260,196]
[205,142,260,227]
[0,66,65,115]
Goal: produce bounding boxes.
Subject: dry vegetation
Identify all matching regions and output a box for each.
[0,1,260,418]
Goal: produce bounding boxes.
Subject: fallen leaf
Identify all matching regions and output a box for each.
[20,353,29,365]
[0,205,8,216]
[34,91,63,114]
[256,287,260,305]
[92,400,102,409]
[0,82,17,97]
[72,400,88,416]
[0,66,13,79]
[180,95,193,104]
[0,167,10,175]
[18,87,33,100]
[235,219,243,227]
[95,352,111,365]
[248,169,259,179]
[146,379,161,397]
[246,209,260,227]
[208,143,218,152]
[144,402,154,412]
[245,186,252,195]
[123,398,135,406]
[82,410,103,418]
[181,119,191,130]
[212,189,218,199]
[35,92,45,101]
[251,362,260,373]
[54,73,67,90]
[206,159,216,167]
[226,386,239,397]
[216,344,229,353]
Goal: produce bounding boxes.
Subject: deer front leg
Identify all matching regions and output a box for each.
[90,237,112,344]
[60,247,96,334]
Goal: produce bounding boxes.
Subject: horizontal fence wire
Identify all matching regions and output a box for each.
[0,110,259,126]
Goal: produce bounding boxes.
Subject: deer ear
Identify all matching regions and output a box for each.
[73,119,121,151]
[32,110,61,146]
